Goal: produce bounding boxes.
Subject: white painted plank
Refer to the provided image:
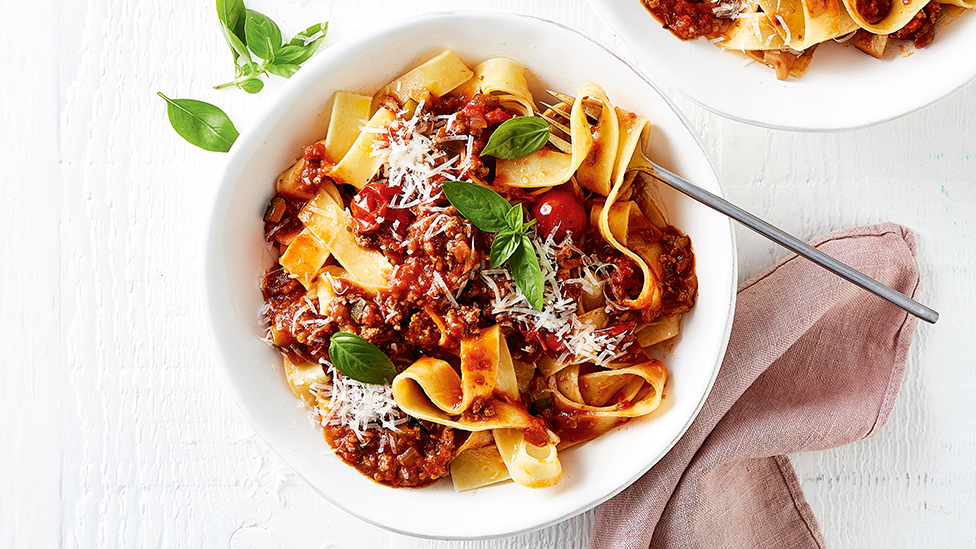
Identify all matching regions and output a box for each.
[1,2,65,547]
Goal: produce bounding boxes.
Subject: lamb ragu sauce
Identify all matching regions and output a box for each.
[260,92,697,487]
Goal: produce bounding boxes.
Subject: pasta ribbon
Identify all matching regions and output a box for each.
[276,157,315,201]
[840,0,927,34]
[492,83,603,189]
[601,118,663,311]
[330,107,395,190]
[493,428,562,489]
[392,325,561,489]
[457,57,536,116]
[277,183,343,288]
[946,0,976,8]
[278,228,331,289]
[392,326,548,435]
[573,83,620,197]
[449,444,510,491]
[322,90,373,164]
[282,355,328,407]
[378,49,474,105]
[557,360,668,415]
[297,185,392,291]
[721,0,857,52]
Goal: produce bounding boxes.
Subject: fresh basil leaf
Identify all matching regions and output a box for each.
[505,204,525,231]
[244,9,282,61]
[441,180,545,310]
[157,92,238,152]
[442,180,512,233]
[510,236,545,311]
[266,62,300,79]
[480,116,550,160]
[274,44,308,64]
[490,230,520,269]
[239,78,264,94]
[288,22,328,64]
[220,19,252,65]
[216,0,247,46]
[328,332,397,385]
[236,61,257,78]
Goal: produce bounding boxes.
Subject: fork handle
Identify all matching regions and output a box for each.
[635,162,939,324]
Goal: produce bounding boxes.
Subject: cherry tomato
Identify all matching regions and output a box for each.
[531,186,587,241]
[350,183,411,236]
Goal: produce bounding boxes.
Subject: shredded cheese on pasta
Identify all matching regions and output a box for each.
[315,362,409,442]
[481,231,628,366]
[371,104,460,210]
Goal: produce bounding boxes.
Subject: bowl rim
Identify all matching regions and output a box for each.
[203,8,737,539]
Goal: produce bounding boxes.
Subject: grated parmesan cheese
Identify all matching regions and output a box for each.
[371,104,461,211]
[712,0,747,19]
[314,362,409,443]
[481,230,629,366]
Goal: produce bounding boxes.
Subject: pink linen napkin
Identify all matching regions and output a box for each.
[589,222,921,549]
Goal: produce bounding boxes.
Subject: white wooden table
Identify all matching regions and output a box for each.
[3,0,974,547]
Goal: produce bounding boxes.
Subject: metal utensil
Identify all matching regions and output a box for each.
[539,92,938,324]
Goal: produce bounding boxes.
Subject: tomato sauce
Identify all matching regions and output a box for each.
[642,0,721,40]
[325,418,456,488]
[261,87,698,487]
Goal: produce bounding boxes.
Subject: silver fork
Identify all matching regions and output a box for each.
[538,91,938,324]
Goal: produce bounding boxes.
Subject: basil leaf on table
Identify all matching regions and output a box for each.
[328,332,398,385]
[274,44,309,65]
[442,180,513,233]
[288,22,328,64]
[480,116,550,159]
[221,24,252,67]
[157,92,238,152]
[442,180,546,311]
[238,77,264,94]
[266,62,301,79]
[164,1,329,150]
[213,0,328,92]
[216,0,247,57]
[243,9,282,61]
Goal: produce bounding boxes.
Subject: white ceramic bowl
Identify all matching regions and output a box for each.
[588,0,976,131]
[205,9,736,539]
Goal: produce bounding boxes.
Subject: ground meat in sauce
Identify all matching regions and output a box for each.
[892,2,942,47]
[855,0,892,24]
[641,0,948,78]
[659,230,699,316]
[261,88,699,488]
[325,419,456,488]
[642,0,721,40]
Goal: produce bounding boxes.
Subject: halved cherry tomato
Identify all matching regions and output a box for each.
[350,183,411,236]
[531,185,587,241]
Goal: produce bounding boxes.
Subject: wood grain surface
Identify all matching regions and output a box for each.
[2,0,973,547]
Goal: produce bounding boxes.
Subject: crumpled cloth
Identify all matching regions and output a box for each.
[589,223,921,549]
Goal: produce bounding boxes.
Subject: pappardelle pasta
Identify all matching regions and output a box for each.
[260,51,698,490]
[642,0,974,79]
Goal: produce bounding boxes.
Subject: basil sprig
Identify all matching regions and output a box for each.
[479,116,550,160]
[161,2,329,151]
[328,332,398,385]
[215,0,328,93]
[157,92,239,152]
[442,181,544,311]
